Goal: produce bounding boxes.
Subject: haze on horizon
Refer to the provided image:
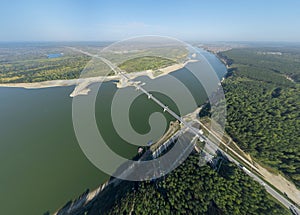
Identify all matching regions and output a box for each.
[0,0,299,42]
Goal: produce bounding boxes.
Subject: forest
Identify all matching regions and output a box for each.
[0,43,186,83]
[95,154,288,215]
[0,44,92,83]
[216,48,300,188]
[218,47,300,82]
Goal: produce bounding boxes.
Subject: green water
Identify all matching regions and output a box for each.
[0,48,226,214]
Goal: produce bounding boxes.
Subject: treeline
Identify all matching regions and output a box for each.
[0,44,101,83]
[216,48,300,188]
[220,48,300,82]
[101,154,287,215]
[0,55,91,83]
[119,56,175,73]
[0,53,177,83]
[0,43,188,83]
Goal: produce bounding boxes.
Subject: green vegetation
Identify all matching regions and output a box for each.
[101,154,287,214]
[0,44,188,83]
[218,48,300,82]
[0,45,92,83]
[119,56,175,73]
[217,48,300,188]
[0,55,91,83]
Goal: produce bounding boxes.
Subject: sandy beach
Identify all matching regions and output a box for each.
[0,59,198,97]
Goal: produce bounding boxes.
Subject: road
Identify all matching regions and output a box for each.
[194,120,300,214]
[71,47,299,214]
[204,136,299,214]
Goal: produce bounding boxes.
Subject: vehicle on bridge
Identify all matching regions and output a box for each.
[290,205,299,215]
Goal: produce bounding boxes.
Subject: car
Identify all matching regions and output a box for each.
[260,181,266,186]
[290,205,299,215]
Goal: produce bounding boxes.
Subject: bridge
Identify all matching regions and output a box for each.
[69,47,206,139]
[70,47,300,214]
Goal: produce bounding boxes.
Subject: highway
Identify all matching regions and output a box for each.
[204,136,299,213]
[71,48,300,214]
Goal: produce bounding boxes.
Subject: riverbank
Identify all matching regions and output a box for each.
[0,48,223,215]
[210,49,300,206]
[53,108,201,214]
[0,59,197,97]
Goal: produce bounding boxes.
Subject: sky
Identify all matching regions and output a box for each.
[0,0,299,42]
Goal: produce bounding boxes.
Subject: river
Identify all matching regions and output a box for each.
[0,48,226,214]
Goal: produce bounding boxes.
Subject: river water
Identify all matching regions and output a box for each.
[0,48,226,214]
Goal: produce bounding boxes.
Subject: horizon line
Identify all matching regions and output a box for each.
[1,40,300,44]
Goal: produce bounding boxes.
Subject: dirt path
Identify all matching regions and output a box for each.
[256,162,300,205]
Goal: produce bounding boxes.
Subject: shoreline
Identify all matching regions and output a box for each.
[53,107,202,215]
[0,60,197,97]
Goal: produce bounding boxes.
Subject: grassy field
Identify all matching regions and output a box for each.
[0,43,188,83]
[119,56,176,73]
